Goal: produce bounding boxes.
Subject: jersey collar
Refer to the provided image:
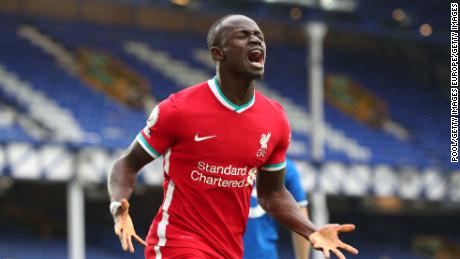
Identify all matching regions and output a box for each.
[207,77,256,113]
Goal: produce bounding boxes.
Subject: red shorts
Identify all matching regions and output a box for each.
[145,245,213,259]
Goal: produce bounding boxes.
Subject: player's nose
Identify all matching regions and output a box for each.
[248,34,262,45]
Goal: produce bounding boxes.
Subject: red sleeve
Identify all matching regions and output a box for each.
[261,107,291,172]
[136,97,178,158]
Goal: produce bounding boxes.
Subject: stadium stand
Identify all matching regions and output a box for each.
[0,15,448,168]
[0,101,32,142]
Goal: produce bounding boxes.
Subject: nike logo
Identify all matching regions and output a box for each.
[194,134,217,142]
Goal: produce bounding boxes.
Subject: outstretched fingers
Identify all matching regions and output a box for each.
[339,241,359,255]
[119,229,144,253]
[338,224,355,232]
[332,248,346,259]
[121,229,128,251]
[323,248,331,258]
[133,233,148,247]
[127,233,135,253]
[114,224,121,236]
[311,238,321,250]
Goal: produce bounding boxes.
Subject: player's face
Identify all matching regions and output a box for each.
[220,16,266,80]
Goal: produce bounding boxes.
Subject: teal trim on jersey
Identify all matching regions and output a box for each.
[263,161,286,168]
[261,161,287,171]
[213,77,254,112]
[137,133,160,157]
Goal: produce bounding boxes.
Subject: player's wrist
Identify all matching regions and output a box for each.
[110,201,122,218]
[307,230,320,242]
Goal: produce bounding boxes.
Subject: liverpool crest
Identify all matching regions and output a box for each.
[256,132,271,158]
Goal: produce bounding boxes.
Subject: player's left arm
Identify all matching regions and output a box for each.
[257,169,358,259]
[257,168,317,241]
[257,106,357,258]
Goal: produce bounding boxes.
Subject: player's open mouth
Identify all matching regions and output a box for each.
[247,48,264,69]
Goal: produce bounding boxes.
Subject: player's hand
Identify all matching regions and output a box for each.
[308,224,358,259]
[113,199,148,253]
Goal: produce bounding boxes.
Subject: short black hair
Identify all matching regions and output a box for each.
[206,14,238,49]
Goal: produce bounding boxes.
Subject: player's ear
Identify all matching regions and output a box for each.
[210,47,225,62]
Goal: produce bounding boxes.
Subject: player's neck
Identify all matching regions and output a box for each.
[216,71,255,106]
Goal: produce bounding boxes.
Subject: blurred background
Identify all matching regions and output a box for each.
[0,0,455,258]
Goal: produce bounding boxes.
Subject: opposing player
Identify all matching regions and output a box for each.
[108,14,358,259]
[244,158,310,259]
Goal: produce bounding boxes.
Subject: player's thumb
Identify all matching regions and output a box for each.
[121,199,130,214]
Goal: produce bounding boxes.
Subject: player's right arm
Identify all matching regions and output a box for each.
[107,141,152,253]
[108,96,179,253]
[108,140,153,203]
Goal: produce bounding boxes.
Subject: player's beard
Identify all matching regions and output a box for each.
[244,66,264,80]
[222,52,265,81]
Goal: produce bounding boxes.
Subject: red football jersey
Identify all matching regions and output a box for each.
[137,78,290,258]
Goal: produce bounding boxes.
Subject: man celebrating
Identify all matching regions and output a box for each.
[108,14,358,259]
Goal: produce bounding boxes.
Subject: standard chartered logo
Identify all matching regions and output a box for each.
[190,161,257,188]
[245,168,257,187]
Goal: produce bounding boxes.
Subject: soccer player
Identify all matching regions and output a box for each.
[108,14,358,259]
[243,158,310,259]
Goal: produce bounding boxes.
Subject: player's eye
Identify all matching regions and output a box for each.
[254,31,264,41]
[237,31,249,38]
